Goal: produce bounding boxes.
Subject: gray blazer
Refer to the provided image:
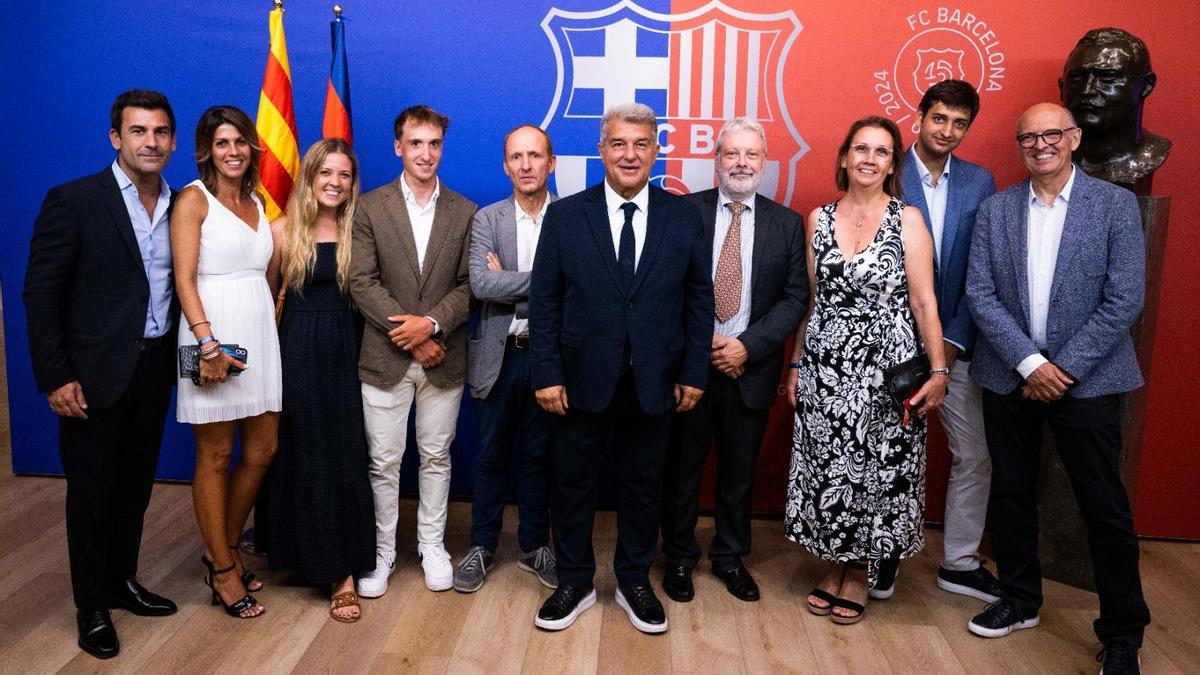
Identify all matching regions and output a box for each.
[467,194,556,398]
[966,168,1145,397]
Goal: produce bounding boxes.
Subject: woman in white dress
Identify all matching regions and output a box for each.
[171,105,282,619]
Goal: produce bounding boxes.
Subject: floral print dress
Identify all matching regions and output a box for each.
[784,197,925,581]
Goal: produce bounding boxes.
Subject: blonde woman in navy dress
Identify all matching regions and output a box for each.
[171,106,282,619]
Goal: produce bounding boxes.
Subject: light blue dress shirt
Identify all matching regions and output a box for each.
[111,161,173,338]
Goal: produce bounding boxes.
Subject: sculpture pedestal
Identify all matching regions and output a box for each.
[1036,195,1169,591]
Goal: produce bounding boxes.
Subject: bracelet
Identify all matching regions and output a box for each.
[789,361,803,370]
[189,319,211,331]
[199,341,222,357]
[200,347,223,361]
[930,367,950,376]
[197,335,217,346]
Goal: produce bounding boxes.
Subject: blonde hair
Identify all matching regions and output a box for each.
[282,138,360,293]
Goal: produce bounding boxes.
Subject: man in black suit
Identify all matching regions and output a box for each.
[23,90,179,659]
[660,117,808,603]
[529,102,713,634]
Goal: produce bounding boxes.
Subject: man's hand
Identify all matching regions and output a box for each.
[486,251,503,272]
[711,335,749,379]
[411,339,445,368]
[387,314,435,350]
[674,384,704,412]
[786,367,800,408]
[48,380,88,419]
[1022,362,1074,402]
[536,385,569,415]
[943,342,960,370]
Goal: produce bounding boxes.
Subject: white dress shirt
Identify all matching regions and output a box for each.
[509,195,549,336]
[399,172,441,273]
[603,180,648,270]
[1016,166,1076,379]
[713,190,755,337]
[911,145,951,262]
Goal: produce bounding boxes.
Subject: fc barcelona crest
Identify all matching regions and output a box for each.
[539,0,808,204]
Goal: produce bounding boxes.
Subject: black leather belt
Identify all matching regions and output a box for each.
[138,334,168,351]
[506,334,530,350]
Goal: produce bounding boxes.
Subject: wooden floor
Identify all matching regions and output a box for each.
[0,464,1197,675]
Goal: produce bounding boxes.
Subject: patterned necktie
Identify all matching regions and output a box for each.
[618,202,637,291]
[714,201,746,323]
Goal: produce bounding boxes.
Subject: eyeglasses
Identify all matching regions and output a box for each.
[851,144,893,159]
[1016,127,1077,148]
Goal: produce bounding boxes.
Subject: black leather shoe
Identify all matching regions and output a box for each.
[713,563,760,602]
[534,585,596,631]
[1097,643,1141,675]
[662,564,694,603]
[616,584,668,633]
[111,579,177,616]
[77,609,119,659]
[967,599,1040,638]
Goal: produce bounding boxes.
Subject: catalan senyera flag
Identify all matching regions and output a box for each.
[322,9,352,143]
[256,3,300,220]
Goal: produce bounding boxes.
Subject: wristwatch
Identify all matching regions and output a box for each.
[426,315,445,344]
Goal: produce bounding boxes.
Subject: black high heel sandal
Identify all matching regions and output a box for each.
[229,545,262,591]
[202,557,263,619]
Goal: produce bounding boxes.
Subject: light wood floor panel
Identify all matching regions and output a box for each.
[0,472,1197,674]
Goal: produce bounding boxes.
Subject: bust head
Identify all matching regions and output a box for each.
[1059,27,1170,193]
[1060,28,1154,140]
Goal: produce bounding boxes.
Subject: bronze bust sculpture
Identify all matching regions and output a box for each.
[1060,28,1171,195]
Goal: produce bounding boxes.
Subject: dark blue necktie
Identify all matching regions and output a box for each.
[618,202,637,291]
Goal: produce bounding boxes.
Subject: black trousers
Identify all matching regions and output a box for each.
[550,373,672,589]
[57,343,173,610]
[660,368,769,570]
[982,389,1150,647]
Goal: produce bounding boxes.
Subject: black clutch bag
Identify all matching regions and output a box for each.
[883,352,930,410]
[178,344,248,386]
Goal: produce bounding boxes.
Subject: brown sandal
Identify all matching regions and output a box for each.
[330,590,361,623]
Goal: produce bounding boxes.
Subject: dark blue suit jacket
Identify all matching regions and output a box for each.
[529,183,713,415]
[902,149,996,353]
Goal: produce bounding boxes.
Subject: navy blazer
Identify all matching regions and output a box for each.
[529,183,713,415]
[23,167,177,408]
[686,188,808,410]
[966,168,1144,397]
[901,149,996,353]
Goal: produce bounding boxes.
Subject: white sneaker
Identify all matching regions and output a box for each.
[418,543,453,592]
[357,551,396,598]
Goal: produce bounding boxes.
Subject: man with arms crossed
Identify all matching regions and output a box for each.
[876,80,1001,602]
[529,103,713,633]
[24,89,179,659]
[660,117,808,603]
[454,124,558,592]
[966,102,1149,675]
[351,105,475,597]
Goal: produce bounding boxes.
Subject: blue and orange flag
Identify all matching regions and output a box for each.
[322,5,353,143]
[256,0,300,220]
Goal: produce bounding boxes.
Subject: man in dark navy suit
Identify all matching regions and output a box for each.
[529,102,713,634]
[24,90,180,660]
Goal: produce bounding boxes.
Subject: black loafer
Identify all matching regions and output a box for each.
[713,563,760,602]
[77,609,119,659]
[111,579,177,616]
[662,564,694,602]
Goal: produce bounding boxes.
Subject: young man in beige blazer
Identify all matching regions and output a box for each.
[350,105,475,596]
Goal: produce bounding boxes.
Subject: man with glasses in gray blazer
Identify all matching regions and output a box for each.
[455,125,559,593]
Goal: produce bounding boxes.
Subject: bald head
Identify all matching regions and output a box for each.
[1015,103,1081,184]
[1017,103,1076,134]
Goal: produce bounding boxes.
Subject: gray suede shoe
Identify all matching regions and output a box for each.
[518,546,558,589]
[453,546,494,593]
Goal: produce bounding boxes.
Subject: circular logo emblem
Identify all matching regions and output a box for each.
[872,9,1007,132]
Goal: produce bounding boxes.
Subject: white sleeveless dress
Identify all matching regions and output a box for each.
[176,180,282,424]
